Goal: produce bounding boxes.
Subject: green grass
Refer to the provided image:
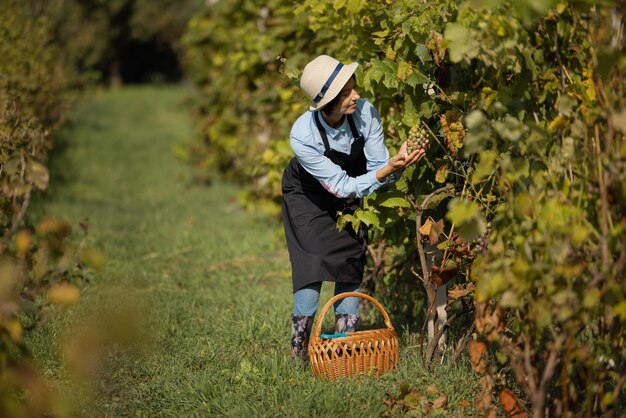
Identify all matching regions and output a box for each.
[26,85,479,417]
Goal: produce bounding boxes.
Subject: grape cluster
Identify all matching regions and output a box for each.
[474,226,491,254]
[407,123,428,154]
[474,236,488,254]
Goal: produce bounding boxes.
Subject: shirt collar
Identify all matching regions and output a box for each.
[315,113,348,139]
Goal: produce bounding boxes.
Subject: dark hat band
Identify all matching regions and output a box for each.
[312,62,344,104]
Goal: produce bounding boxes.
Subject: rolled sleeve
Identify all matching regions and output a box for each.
[289,101,399,198]
[291,137,382,198]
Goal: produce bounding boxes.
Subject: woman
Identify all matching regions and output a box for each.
[282,55,427,359]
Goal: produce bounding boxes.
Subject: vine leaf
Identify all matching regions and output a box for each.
[444,23,479,63]
[499,388,527,418]
[469,340,488,374]
[446,198,486,242]
[418,218,444,246]
[376,190,411,208]
[355,209,380,228]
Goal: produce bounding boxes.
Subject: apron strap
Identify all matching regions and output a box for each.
[347,115,363,140]
[314,112,362,154]
[313,112,332,153]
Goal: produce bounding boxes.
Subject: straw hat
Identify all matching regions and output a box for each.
[300,55,358,111]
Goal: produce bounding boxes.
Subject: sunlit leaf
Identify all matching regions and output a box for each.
[355,210,380,228]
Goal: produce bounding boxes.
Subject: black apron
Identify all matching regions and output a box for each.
[282,112,368,292]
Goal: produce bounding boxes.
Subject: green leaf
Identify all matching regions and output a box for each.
[333,0,347,10]
[457,217,486,242]
[614,300,626,321]
[347,0,365,13]
[583,288,601,309]
[381,61,399,89]
[421,188,452,210]
[495,350,509,364]
[446,198,486,242]
[415,44,432,63]
[446,198,479,225]
[444,23,479,63]
[471,150,497,185]
[402,95,420,127]
[337,213,357,231]
[558,95,578,116]
[355,210,381,228]
[493,116,524,142]
[476,271,507,300]
[405,70,430,87]
[363,59,386,92]
[379,196,410,208]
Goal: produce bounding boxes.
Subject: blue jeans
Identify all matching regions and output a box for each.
[293,282,360,317]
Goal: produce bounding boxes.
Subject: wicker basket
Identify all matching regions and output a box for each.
[308,292,399,380]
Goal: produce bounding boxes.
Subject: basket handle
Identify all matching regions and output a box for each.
[311,292,395,341]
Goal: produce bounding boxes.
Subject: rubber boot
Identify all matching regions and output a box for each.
[290,314,314,360]
[335,313,359,333]
[334,314,359,356]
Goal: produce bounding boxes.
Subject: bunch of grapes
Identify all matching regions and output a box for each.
[474,236,488,254]
[474,225,491,254]
[407,123,429,154]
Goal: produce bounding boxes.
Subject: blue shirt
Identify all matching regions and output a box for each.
[290,99,398,198]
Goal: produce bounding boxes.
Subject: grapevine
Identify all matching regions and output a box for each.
[184,1,626,416]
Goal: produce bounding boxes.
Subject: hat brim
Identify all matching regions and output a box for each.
[309,62,359,112]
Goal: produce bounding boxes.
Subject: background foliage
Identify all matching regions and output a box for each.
[0,0,199,414]
[183,0,625,415]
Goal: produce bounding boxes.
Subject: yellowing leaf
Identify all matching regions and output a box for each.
[614,301,626,321]
[14,230,32,257]
[371,29,389,38]
[4,319,23,342]
[548,114,569,132]
[79,248,105,271]
[385,45,396,61]
[48,283,80,305]
[396,60,413,81]
[435,165,449,183]
[27,161,49,190]
[419,218,434,236]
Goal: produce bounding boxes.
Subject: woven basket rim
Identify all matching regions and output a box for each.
[310,292,395,344]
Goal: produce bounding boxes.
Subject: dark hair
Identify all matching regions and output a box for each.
[321,75,356,116]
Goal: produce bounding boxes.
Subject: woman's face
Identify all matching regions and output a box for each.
[330,78,360,116]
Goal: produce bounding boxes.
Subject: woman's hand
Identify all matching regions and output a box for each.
[388,140,428,170]
[375,139,428,182]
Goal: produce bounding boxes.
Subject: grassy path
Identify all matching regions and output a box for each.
[27,86,477,417]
